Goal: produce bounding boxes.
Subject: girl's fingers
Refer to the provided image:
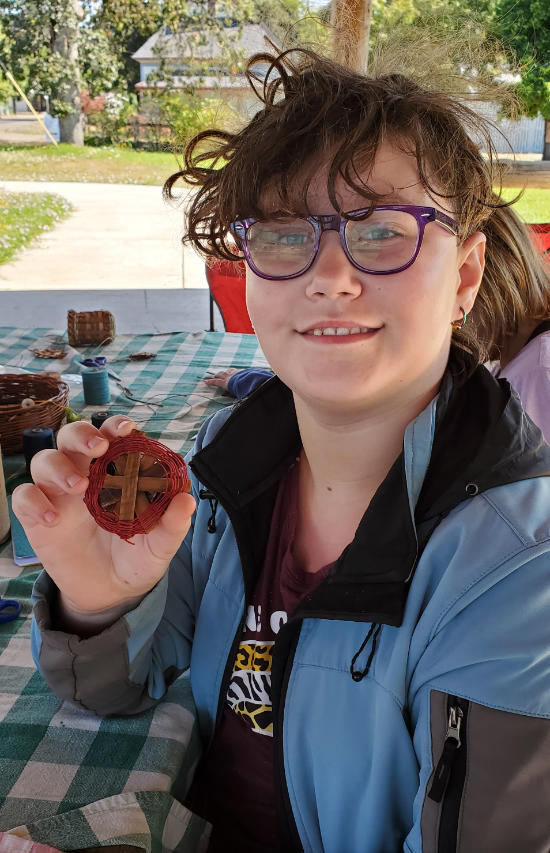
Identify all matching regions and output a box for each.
[54,417,137,476]
[144,492,197,564]
[30,448,90,500]
[11,482,61,529]
[98,415,138,441]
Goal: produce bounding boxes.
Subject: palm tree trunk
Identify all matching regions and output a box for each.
[53,0,85,145]
[331,0,372,71]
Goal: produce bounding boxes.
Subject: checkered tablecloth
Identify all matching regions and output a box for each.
[0,328,268,851]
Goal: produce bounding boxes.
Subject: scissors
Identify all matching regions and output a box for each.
[0,594,21,624]
[81,357,107,369]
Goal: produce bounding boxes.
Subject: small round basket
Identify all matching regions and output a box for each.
[0,374,70,455]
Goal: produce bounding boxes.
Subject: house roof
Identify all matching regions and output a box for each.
[132,21,280,63]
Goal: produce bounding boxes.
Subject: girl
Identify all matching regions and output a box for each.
[477,203,550,440]
[15,49,550,852]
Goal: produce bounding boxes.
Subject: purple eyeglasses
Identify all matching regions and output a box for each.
[230,205,459,281]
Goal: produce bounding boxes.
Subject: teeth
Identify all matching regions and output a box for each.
[310,327,373,336]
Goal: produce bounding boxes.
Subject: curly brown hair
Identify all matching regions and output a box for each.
[164,47,540,365]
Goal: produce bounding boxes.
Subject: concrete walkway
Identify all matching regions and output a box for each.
[0,180,207,291]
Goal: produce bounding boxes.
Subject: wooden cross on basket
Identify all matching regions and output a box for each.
[84,430,190,540]
[101,452,167,520]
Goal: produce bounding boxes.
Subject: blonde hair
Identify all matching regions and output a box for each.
[473,204,550,360]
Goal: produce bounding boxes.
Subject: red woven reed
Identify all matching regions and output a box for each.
[84,433,189,541]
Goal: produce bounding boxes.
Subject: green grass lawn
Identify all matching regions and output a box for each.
[0,144,183,185]
[0,190,73,264]
[0,144,548,223]
[500,188,550,224]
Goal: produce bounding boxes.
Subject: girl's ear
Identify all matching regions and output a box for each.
[456,231,486,315]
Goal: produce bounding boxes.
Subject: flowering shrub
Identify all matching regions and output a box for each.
[80,89,107,115]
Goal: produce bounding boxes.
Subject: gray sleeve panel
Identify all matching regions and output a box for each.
[420,690,447,853]
[34,596,182,717]
[421,689,550,853]
[458,700,550,853]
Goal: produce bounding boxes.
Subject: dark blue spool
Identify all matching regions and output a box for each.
[22,426,55,471]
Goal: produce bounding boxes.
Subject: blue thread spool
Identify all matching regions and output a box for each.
[82,366,110,406]
[22,426,55,471]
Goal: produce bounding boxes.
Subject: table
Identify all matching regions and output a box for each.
[0,328,268,852]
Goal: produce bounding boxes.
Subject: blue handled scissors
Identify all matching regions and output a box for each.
[0,594,21,624]
[81,357,107,368]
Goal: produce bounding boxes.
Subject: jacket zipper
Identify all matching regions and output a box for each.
[198,483,304,850]
[273,617,305,852]
[428,695,469,853]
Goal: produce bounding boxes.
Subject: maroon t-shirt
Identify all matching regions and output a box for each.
[188,461,332,852]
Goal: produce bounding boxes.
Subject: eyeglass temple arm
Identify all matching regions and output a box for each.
[433,211,459,235]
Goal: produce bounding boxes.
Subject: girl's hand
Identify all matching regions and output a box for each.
[12,416,196,614]
[203,368,240,392]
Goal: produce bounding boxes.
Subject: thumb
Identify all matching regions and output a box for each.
[145,491,196,563]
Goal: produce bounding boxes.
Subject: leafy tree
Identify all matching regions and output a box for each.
[493,0,550,157]
[0,0,119,143]
[0,21,16,105]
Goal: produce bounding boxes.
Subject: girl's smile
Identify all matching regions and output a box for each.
[299,323,383,340]
[246,140,485,419]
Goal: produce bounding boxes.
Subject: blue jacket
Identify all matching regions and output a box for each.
[32,357,550,852]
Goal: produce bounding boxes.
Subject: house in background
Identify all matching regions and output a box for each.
[132,21,281,117]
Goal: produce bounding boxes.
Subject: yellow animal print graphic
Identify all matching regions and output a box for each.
[227,640,275,736]
[233,701,273,735]
[233,642,273,673]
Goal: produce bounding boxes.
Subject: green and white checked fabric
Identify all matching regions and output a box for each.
[0,328,268,850]
[0,327,268,456]
[0,572,209,851]
[0,327,268,573]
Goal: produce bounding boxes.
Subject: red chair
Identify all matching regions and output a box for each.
[205,258,254,334]
[528,223,550,257]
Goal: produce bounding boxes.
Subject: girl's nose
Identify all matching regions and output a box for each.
[304,232,363,299]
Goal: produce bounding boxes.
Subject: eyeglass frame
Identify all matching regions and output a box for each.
[230,205,460,281]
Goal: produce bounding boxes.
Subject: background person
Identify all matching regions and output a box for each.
[473,203,550,440]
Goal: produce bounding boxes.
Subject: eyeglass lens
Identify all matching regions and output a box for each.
[246,210,421,277]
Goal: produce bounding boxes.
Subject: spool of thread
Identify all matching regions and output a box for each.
[22,426,55,472]
[82,367,110,406]
[91,410,110,429]
[0,444,10,544]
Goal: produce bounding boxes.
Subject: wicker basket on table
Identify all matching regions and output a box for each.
[67,310,116,347]
[0,374,70,455]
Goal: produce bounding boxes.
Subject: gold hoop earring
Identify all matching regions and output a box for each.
[451,307,467,330]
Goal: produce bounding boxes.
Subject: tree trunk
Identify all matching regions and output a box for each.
[543,119,550,161]
[53,0,85,145]
[331,0,372,72]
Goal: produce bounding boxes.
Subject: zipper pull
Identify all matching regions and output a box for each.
[427,704,463,803]
[199,489,219,533]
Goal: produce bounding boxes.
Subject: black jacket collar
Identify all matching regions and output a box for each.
[190,354,550,627]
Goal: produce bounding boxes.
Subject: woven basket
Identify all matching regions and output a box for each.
[0,374,70,455]
[67,310,116,347]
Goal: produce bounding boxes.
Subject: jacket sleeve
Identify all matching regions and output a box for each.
[31,505,199,716]
[404,547,550,853]
[30,405,239,716]
[226,367,273,399]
